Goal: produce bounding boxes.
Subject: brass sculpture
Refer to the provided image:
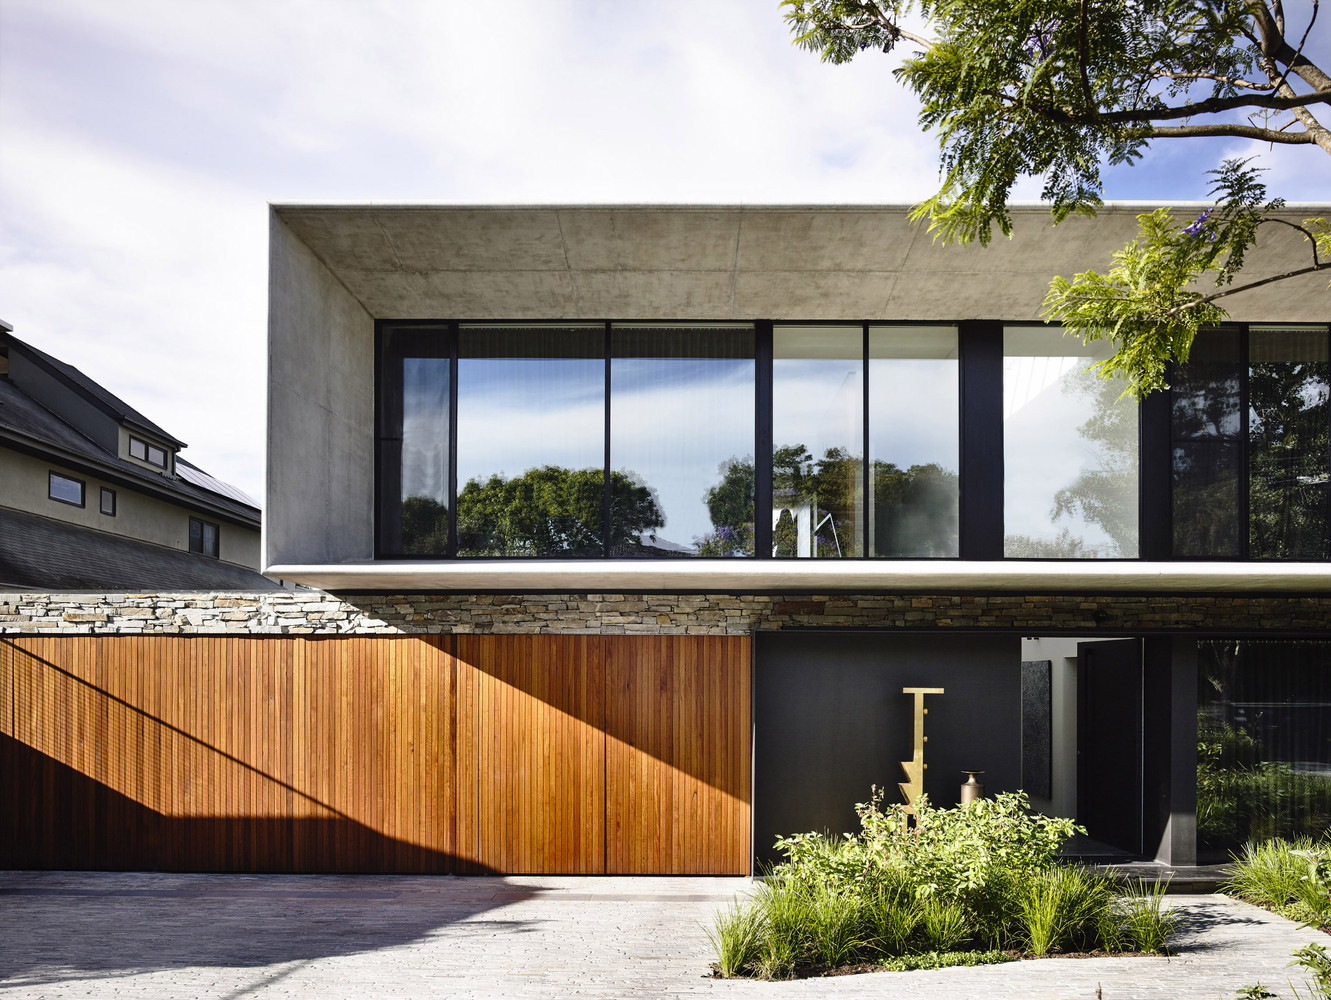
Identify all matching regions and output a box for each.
[899,687,944,820]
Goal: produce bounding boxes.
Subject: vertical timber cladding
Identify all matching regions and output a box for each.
[0,633,751,874]
[0,635,457,872]
[453,634,752,875]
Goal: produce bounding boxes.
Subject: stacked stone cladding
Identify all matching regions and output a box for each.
[2,590,1329,635]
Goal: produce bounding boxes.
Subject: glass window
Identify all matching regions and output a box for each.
[394,335,450,557]
[48,472,84,507]
[189,517,219,558]
[1249,326,1329,560]
[128,436,167,468]
[1004,326,1140,558]
[772,326,863,558]
[869,325,959,557]
[456,325,605,556]
[99,487,116,516]
[1197,640,1331,861]
[610,324,755,557]
[1172,329,1242,558]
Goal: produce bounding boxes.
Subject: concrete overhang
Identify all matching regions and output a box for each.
[263,560,1331,594]
[272,202,1331,322]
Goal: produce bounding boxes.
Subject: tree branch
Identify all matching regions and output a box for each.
[1147,123,1316,142]
[1166,260,1331,315]
[1089,88,1331,124]
[1149,70,1269,90]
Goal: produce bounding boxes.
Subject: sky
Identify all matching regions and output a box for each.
[2,0,1328,505]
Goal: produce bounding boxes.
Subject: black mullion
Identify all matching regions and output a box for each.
[448,322,459,559]
[1239,324,1250,559]
[1139,377,1171,561]
[754,322,773,559]
[862,323,871,558]
[604,322,612,558]
[959,321,1004,559]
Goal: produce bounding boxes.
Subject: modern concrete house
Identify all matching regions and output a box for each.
[0,321,277,591]
[2,204,1328,875]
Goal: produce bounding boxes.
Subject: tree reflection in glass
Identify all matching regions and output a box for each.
[455,325,606,556]
[1171,328,1242,558]
[1004,326,1139,558]
[772,326,863,558]
[610,324,755,557]
[1248,326,1329,560]
[870,326,959,557]
[400,356,450,555]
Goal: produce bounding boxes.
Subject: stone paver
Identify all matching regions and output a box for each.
[0,871,1325,999]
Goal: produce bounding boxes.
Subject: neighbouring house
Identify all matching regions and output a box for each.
[0,320,277,591]
[2,204,1328,875]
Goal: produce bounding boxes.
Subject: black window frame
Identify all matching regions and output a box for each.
[48,471,85,508]
[129,435,168,469]
[1166,322,1331,561]
[99,487,116,516]
[189,516,219,558]
[373,318,1331,565]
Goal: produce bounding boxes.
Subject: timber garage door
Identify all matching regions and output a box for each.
[0,634,750,874]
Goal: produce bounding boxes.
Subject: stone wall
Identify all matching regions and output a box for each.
[2,590,1330,635]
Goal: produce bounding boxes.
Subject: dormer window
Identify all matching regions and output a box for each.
[129,435,168,469]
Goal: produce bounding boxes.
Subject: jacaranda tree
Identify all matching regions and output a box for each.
[782,0,1331,395]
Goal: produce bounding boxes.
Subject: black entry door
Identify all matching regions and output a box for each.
[1077,638,1143,854]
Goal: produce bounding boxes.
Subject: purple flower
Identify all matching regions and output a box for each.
[1182,208,1212,237]
[1022,20,1058,60]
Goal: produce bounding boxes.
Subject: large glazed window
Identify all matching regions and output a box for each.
[1004,327,1140,558]
[1198,639,1331,862]
[772,326,863,558]
[1172,329,1243,558]
[1171,325,1330,559]
[456,325,605,556]
[1249,326,1329,559]
[379,326,450,557]
[610,324,755,557]
[869,325,959,557]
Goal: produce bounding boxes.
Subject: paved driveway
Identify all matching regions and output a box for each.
[0,871,1325,999]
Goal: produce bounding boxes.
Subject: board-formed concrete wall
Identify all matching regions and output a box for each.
[4,590,1331,635]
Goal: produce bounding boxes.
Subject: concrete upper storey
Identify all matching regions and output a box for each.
[266,203,1331,591]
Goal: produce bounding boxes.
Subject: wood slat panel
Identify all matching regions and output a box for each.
[605,635,751,874]
[455,635,606,873]
[0,636,457,872]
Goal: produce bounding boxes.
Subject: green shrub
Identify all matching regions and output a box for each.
[705,788,1184,979]
[808,882,868,966]
[879,949,1017,971]
[920,898,971,951]
[1224,839,1331,926]
[1018,865,1112,955]
[866,883,922,956]
[706,902,764,977]
[1117,879,1181,953]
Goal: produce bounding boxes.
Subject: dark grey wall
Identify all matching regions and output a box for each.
[754,631,1021,868]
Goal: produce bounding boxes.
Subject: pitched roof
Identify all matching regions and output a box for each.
[4,332,185,447]
[0,376,259,526]
[0,506,281,591]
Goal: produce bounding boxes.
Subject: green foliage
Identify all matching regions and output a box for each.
[879,948,1017,971]
[708,787,1180,978]
[400,495,449,555]
[1043,160,1289,398]
[697,456,755,556]
[1018,865,1113,955]
[781,1,1331,397]
[1197,717,1331,853]
[1117,879,1182,953]
[706,902,765,977]
[454,466,662,556]
[1224,839,1331,927]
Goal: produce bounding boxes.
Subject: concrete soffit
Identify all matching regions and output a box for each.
[272,203,1331,323]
